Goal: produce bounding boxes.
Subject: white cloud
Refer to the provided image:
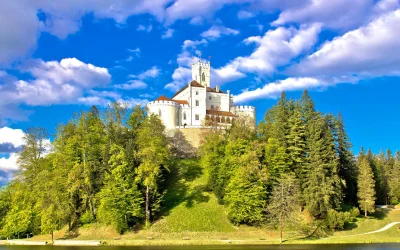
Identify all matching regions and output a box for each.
[271,0,375,30]
[0,153,19,172]
[0,0,174,65]
[0,58,111,119]
[0,127,25,148]
[201,25,239,39]
[218,24,321,76]
[291,10,400,77]
[237,10,255,19]
[115,80,147,90]
[137,24,153,32]
[137,66,160,79]
[162,28,175,39]
[234,77,323,103]
[0,1,43,65]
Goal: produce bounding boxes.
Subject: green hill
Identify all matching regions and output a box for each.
[149,158,235,233]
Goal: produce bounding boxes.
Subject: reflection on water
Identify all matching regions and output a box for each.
[1,244,400,250]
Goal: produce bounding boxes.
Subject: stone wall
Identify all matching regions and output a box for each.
[176,128,210,148]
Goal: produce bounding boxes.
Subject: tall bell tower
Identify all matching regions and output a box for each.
[192,60,210,87]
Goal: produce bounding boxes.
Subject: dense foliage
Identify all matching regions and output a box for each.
[1,90,399,240]
[200,90,400,236]
[0,103,170,238]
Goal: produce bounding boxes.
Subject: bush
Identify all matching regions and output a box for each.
[80,211,95,225]
[325,208,359,230]
[349,207,360,218]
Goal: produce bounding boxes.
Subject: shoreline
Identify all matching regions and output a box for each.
[2,238,400,247]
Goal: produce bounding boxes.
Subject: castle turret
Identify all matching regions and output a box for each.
[231,105,256,126]
[147,95,180,131]
[192,60,210,87]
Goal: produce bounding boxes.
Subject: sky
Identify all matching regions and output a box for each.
[1,0,400,184]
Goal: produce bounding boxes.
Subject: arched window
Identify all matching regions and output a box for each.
[202,72,205,81]
[158,109,162,116]
[183,112,187,120]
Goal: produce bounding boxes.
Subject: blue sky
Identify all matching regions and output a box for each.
[1,0,400,183]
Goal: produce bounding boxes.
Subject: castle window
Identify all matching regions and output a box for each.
[195,114,199,121]
[158,109,162,116]
[196,100,199,106]
[209,96,211,100]
[183,112,187,120]
[211,105,214,109]
[196,91,199,95]
[202,72,205,82]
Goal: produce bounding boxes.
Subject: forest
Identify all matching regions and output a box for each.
[0,90,399,241]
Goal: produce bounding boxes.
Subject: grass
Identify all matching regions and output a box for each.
[28,158,400,245]
[148,158,235,233]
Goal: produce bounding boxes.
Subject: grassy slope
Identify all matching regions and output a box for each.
[30,158,400,244]
[148,158,235,233]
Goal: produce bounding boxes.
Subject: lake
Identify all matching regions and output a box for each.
[1,245,400,250]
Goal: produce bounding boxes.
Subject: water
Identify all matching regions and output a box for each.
[1,245,400,250]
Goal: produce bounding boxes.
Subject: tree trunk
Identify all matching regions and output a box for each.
[51,231,54,244]
[145,185,150,226]
[280,215,283,244]
[365,210,367,217]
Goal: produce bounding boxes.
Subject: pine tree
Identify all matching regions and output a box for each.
[357,152,376,217]
[336,112,357,204]
[267,174,301,244]
[388,152,400,204]
[286,104,306,177]
[303,116,342,217]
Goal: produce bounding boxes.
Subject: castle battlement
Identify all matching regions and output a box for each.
[233,105,256,111]
[147,100,180,107]
[192,61,210,68]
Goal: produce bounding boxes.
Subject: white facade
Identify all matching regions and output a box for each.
[147,60,256,130]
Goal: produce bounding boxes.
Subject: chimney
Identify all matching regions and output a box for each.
[216,85,220,92]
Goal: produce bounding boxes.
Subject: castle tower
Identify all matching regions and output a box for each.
[192,60,210,87]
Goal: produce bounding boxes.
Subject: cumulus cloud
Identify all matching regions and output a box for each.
[0,0,174,65]
[0,153,19,172]
[201,25,239,39]
[290,10,400,77]
[218,24,321,76]
[0,127,25,149]
[0,58,111,120]
[234,77,324,103]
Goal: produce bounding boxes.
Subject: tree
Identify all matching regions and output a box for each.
[388,152,400,204]
[357,152,376,217]
[286,104,306,177]
[267,174,301,244]
[261,138,290,187]
[336,113,357,204]
[302,116,342,217]
[224,148,266,225]
[98,144,143,233]
[135,114,170,226]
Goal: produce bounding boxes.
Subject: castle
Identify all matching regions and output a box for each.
[147,60,256,131]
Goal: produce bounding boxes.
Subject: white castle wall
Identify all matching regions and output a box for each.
[147,100,180,130]
[232,105,256,121]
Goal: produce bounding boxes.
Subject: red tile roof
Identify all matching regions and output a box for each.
[206,87,224,94]
[154,95,188,105]
[206,110,236,117]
